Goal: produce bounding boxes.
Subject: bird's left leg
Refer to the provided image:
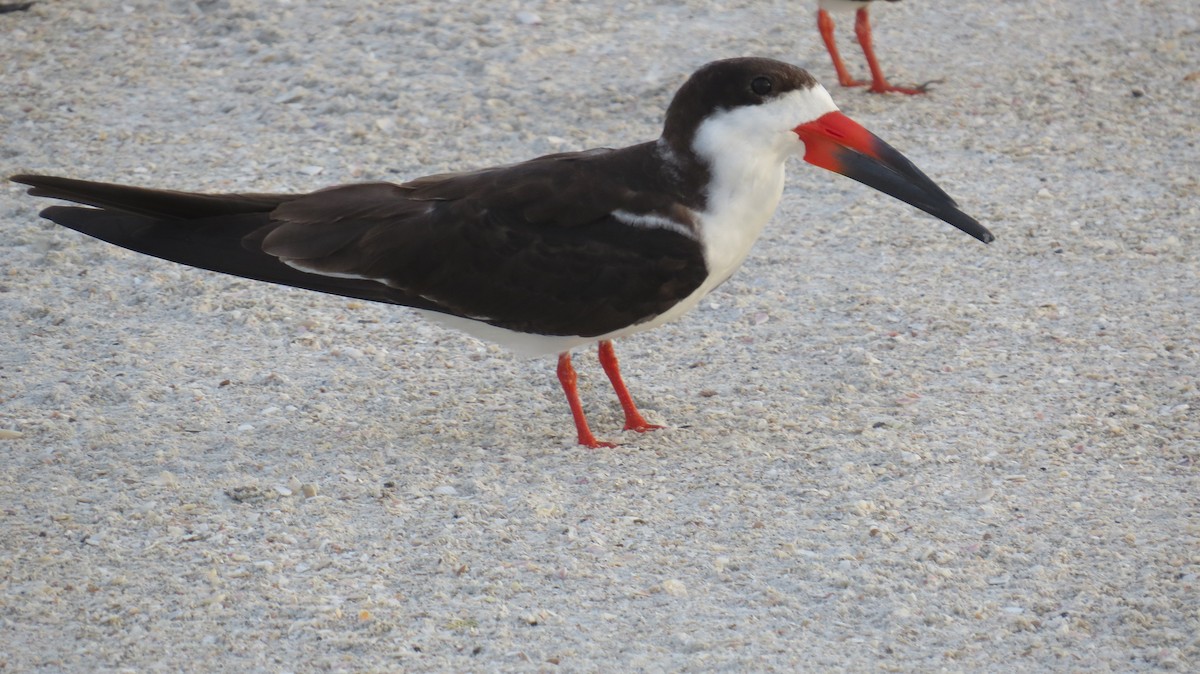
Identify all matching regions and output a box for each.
[597,340,663,433]
[557,352,616,448]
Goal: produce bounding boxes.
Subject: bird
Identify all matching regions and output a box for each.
[12,57,992,448]
[816,0,930,95]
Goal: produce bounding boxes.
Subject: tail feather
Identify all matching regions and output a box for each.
[11,174,290,219]
[36,205,278,277]
[12,175,420,308]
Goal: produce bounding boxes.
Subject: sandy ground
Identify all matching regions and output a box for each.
[2,0,1198,671]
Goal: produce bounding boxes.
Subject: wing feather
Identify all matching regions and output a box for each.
[15,143,707,338]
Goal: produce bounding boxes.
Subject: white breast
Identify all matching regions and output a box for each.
[675,85,839,312]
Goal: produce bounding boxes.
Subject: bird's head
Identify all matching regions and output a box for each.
[663,57,993,243]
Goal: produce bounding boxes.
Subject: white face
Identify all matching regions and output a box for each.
[690,85,840,167]
[675,83,842,331]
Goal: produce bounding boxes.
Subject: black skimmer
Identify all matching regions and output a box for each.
[817,0,930,95]
[12,57,991,448]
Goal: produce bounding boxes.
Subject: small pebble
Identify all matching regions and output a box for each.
[273,88,306,104]
[661,579,688,597]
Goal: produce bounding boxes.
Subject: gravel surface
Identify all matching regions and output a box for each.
[2,0,1198,671]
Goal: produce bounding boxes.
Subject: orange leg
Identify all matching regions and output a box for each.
[818,9,866,88]
[597,340,663,433]
[854,8,929,95]
[557,352,615,449]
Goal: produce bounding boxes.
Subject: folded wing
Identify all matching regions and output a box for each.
[13,149,707,337]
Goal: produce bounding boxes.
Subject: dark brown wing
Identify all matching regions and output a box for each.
[258,145,707,336]
[12,146,707,337]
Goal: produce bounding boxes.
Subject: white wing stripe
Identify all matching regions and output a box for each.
[611,209,697,240]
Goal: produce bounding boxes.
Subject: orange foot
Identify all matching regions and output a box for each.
[579,436,618,449]
[867,79,940,95]
[624,420,665,433]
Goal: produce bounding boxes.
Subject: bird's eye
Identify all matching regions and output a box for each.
[750,76,773,96]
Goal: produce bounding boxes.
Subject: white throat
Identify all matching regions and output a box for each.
[688,85,838,292]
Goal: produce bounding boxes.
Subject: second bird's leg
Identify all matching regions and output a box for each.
[818,8,867,88]
[854,8,930,95]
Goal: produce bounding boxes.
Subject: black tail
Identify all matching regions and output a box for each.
[12,173,294,270]
[10,174,419,307]
[12,174,290,219]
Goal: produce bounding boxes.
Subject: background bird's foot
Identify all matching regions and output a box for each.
[868,78,941,95]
